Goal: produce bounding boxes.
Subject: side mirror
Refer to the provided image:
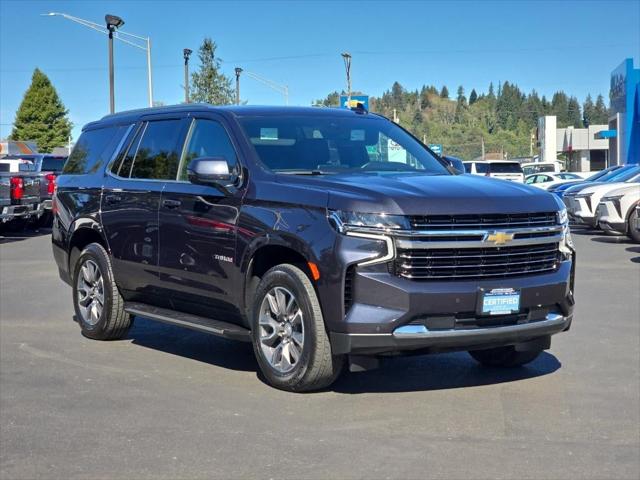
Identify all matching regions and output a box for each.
[187,157,237,187]
[442,156,465,175]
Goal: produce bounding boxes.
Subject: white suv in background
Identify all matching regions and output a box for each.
[570,172,640,228]
[462,161,525,182]
[596,184,640,242]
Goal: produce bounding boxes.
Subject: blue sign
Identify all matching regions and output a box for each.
[428,143,443,155]
[340,95,369,110]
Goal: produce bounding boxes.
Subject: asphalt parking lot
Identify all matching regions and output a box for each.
[1,228,639,479]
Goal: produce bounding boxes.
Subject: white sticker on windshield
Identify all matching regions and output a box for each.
[350,129,365,141]
[260,128,278,140]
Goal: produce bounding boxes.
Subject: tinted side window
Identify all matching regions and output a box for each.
[475,163,489,174]
[179,119,238,181]
[64,126,126,175]
[130,120,182,180]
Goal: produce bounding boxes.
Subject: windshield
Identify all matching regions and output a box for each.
[604,166,638,182]
[237,114,448,175]
[587,166,625,181]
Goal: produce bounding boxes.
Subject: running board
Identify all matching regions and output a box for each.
[124,302,251,342]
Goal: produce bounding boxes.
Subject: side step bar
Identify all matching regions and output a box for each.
[124,302,251,342]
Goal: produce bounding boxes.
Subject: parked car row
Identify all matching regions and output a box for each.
[0,154,66,229]
[442,158,639,243]
[556,165,640,242]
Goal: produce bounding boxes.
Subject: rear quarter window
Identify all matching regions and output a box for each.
[64,125,128,175]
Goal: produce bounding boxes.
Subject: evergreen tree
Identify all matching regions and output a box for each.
[391,81,405,109]
[456,85,466,105]
[439,85,449,99]
[190,38,234,105]
[469,89,478,105]
[592,95,609,124]
[10,68,71,152]
[551,91,570,127]
[567,96,582,127]
[487,82,495,99]
[582,94,595,126]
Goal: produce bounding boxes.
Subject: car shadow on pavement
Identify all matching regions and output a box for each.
[627,246,640,263]
[331,351,561,394]
[127,317,257,372]
[125,316,561,392]
[0,226,52,244]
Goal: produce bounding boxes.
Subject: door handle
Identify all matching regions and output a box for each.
[162,199,182,209]
[104,194,122,204]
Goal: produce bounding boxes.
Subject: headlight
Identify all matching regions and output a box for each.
[329,210,410,232]
[602,194,624,202]
[557,208,568,225]
[575,192,594,199]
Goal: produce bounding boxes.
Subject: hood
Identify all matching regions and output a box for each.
[277,172,561,215]
[581,181,638,196]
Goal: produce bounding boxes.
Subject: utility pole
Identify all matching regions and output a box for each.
[341,52,352,106]
[481,137,485,160]
[183,48,192,103]
[235,67,243,105]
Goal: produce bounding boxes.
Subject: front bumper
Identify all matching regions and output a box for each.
[596,201,626,233]
[332,312,572,355]
[329,257,574,355]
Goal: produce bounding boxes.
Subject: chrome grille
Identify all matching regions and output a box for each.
[394,243,561,280]
[409,212,557,230]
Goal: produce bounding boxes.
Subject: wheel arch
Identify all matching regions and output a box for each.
[67,218,110,277]
[242,238,318,324]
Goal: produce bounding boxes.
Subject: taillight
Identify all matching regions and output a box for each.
[10,177,24,200]
[45,173,56,195]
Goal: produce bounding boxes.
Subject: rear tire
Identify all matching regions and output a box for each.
[72,242,132,340]
[251,264,344,392]
[468,345,542,367]
[628,207,640,243]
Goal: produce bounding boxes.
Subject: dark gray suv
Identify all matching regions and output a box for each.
[52,105,575,391]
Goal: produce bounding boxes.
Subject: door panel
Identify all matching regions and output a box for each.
[158,117,244,319]
[101,177,164,302]
[100,116,187,305]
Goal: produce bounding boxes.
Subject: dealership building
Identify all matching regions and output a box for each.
[537,58,639,169]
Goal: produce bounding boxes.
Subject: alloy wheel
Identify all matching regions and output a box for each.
[258,286,304,373]
[76,259,105,326]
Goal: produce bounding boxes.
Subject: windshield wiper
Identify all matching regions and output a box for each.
[278,170,334,175]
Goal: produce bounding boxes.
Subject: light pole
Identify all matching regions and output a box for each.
[341,52,352,107]
[105,15,124,114]
[235,68,243,105]
[241,70,289,105]
[43,12,154,110]
[183,49,192,103]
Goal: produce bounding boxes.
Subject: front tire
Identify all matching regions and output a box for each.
[72,243,132,340]
[251,264,344,392]
[628,207,640,243]
[468,345,542,367]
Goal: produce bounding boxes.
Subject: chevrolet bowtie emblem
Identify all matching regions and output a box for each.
[485,231,514,245]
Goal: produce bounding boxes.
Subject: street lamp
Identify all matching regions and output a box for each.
[341,52,352,107]
[241,70,289,105]
[183,48,192,103]
[105,14,124,114]
[235,67,243,105]
[43,12,154,112]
